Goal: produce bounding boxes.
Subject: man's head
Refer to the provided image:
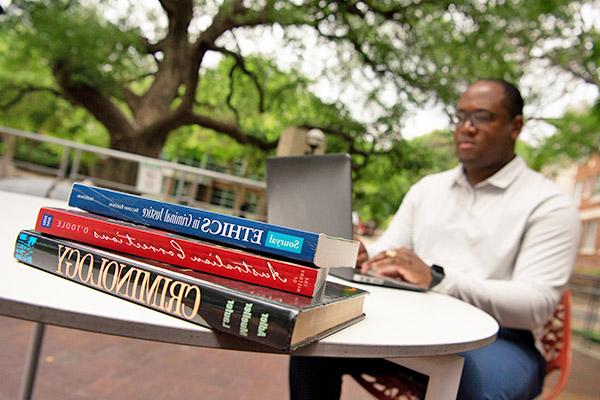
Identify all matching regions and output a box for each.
[453,79,524,182]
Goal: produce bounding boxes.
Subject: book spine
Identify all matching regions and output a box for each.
[35,208,323,297]
[68,183,320,264]
[14,231,299,351]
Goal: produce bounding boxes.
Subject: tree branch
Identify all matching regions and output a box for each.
[361,0,445,21]
[157,0,179,19]
[121,86,143,114]
[0,84,61,110]
[227,65,241,124]
[208,44,266,112]
[136,107,277,151]
[140,0,194,116]
[52,63,135,137]
[184,111,278,150]
[559,61,599,87]
[182,1,311,109]
[140,35,163,55]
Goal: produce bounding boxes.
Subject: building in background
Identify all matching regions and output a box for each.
[1,125,330,222]
[574,154,600,271]
[163,126,328,220]
[0,127,269,220]
[159,154,267,220]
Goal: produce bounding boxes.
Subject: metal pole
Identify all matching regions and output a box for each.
[19,322,46,400]
[175,172,185,199]
[69,148,82,180]
[0,132,16,177]
[57,147,71,180]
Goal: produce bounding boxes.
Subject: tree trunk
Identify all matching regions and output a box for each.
[93,132,167,187]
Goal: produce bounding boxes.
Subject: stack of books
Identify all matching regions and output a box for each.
[13,183,367,351]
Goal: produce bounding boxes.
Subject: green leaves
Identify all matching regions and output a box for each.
[524,107,600,171]
[11,0,145,93]
[353,130,458,225]
[1,0,596,221]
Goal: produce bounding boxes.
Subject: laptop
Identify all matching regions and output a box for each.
[266,154,425,292]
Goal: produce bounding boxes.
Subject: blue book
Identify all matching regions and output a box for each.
[68,183,359,268]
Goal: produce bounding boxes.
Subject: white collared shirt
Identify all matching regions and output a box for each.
[367,156,581,331]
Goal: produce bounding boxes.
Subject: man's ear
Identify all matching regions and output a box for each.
[511,115,523,140]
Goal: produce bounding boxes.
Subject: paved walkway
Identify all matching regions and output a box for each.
[0,176,73,200]
[0,315,598,400]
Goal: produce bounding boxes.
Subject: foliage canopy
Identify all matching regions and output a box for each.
[0,0,598,223]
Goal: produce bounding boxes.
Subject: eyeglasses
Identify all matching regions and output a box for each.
[451,110,502,128]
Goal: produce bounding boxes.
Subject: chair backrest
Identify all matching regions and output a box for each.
[540,288,572,400]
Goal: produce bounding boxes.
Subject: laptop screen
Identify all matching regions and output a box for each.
[266,154,353,240]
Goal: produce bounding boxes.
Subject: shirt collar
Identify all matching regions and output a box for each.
[452,156,526,190]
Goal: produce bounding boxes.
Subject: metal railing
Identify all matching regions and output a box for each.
[0,126,267,219]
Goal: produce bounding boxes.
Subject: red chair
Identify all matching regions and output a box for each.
[540,289,572,400]
[351,289,573,400]
[351,372,424,400]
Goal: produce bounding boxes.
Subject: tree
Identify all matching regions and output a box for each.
[160,55,368,178]
[354,129,457,225]
[1,0,585,184]
[535,1,599,88]
[522,105,600,171]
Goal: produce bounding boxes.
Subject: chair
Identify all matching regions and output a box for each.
[351,289,572,400]
[351,371,424,400]
[540,288,572,400]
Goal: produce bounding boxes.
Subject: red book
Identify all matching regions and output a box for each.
[35,207,328,297]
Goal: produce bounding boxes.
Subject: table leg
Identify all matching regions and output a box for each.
[386,354,464,400]
[19,322,46,400]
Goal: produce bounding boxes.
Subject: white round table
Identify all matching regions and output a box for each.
[0,190,499,400]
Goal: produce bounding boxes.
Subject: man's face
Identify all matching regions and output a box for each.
[453,81,522,171]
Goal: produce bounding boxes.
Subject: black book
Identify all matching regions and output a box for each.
[14,230,368,351]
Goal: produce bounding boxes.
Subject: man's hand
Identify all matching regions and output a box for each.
[360,247,432,289]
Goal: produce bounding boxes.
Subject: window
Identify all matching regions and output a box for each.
[169,178,190,198]
[210,187,235,208]
[582,220,598,252]
[205,160,227,173]
[202,155,227,173]
[232,159,247,176]
[242,192,260,214]
[194,185,208,202]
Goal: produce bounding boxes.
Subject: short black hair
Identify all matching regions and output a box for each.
[476,78,524,118]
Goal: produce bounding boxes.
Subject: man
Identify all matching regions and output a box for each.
[289,79,581,399]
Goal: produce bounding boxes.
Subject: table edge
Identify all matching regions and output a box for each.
[0,296,497,357]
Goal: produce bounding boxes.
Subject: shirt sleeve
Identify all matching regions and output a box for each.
[366,184,418,258]
[434,194,581,330]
